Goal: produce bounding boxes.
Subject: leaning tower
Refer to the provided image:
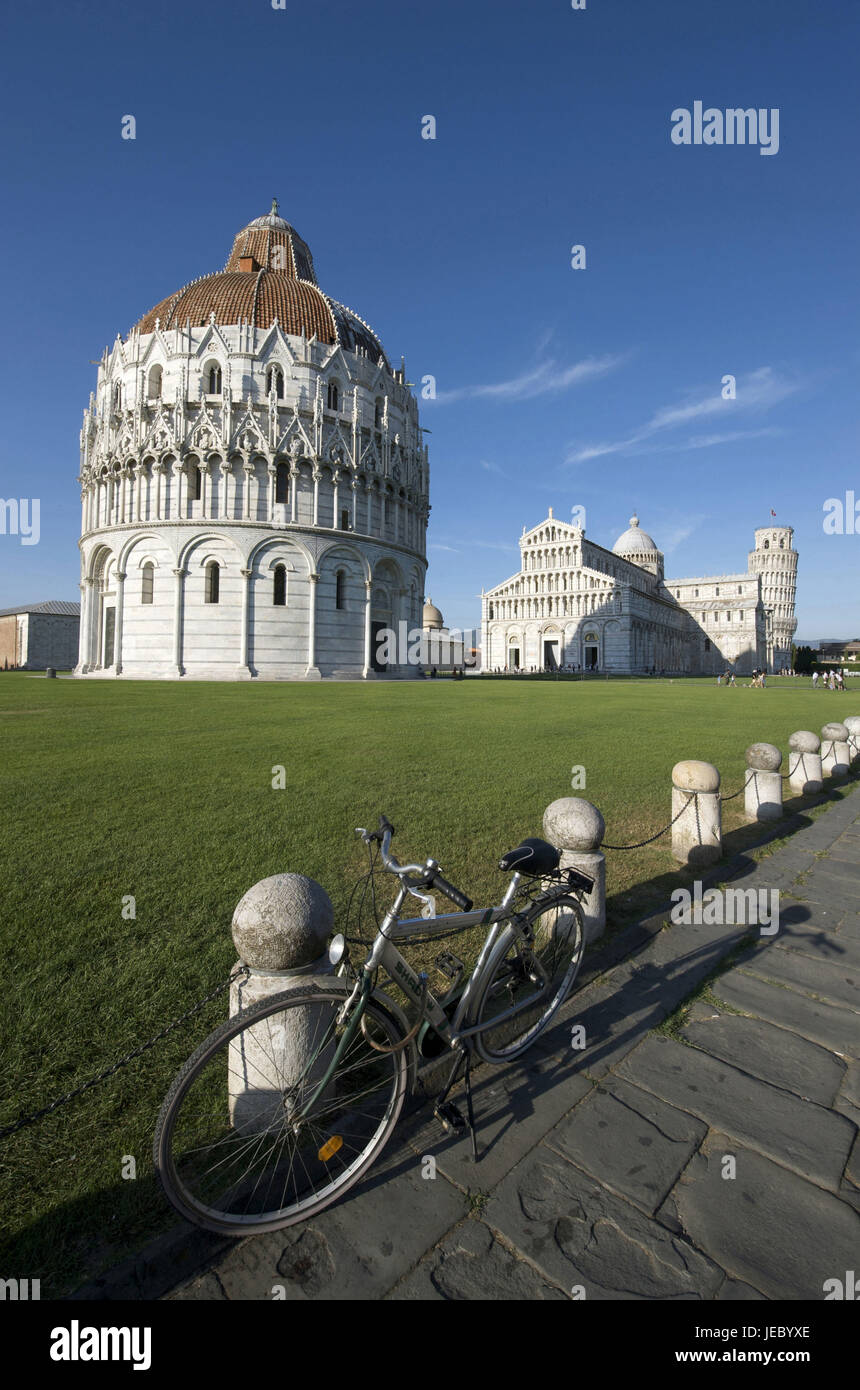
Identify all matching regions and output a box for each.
[748,524,798,671]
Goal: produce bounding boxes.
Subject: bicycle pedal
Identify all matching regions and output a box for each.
[434,1101,467,1133]
[434,951,464,981]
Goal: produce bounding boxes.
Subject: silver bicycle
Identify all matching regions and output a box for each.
[154,816,591,1235]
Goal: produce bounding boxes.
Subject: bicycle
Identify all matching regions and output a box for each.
[154,816,592,1236]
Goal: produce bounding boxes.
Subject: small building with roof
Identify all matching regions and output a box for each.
[0,600,80,670]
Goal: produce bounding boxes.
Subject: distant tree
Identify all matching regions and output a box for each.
[794,645,816,673]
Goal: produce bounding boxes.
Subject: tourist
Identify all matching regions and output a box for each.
[812,670,819,687]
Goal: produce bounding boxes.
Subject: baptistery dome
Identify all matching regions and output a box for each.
[75,203,429,681]
[135,201,389,368]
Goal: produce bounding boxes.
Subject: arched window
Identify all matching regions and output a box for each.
[207,364,222,395]
[489,603,494,620]
[148,365,163,399]
[273,563,286,606]
[763,539,769,550]
[112,382,122,411]
[205,561,220,604]
[340,508,350,531]
[275,461,290,504]
[327,381,339,411]
[141,562,154,605]
[374,398,383,428]
[267,367,284,398]
[779,538,785,548]
[191,465,202,501]
[335,569,346,610]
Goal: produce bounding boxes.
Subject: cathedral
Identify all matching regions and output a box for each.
[75,202,428,680]
[481,513,797,676]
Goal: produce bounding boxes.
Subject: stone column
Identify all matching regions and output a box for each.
[306,572,321,678]
[788,730,822,795]
[543,797,606,943]
[744,742,783,821]
[332,470,340,527]
[78,580,90,670]
[114,570,126,675]
[843,716,860,765]
[242,463,253,521]
[172,567,186,677]
[312,467,321,526]
[238,567,252,675]
[229,874,336,1135]
[153,463,164,521]
[821,722,851,779]
[173,459,185,520]
[363,579,372,677]
[220,459,231,520]
[671,760,721,865]
[351,478,359,532]
[267,465,276,521]
[200,463,211,519]
[290,464,299,523]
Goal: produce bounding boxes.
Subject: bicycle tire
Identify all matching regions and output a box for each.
[154,980,408,1236]
[470,894,585,1064]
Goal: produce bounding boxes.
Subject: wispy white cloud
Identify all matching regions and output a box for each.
[430,543,461,553]
[566,368,800,464]
[431,353,628,406]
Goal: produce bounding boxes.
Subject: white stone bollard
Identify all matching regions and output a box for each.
[671,760,722,866]
[228,873,336,1134]
[821,722,851,780]
[843,715,860,765]
[744,742,783,822]
[788,730,823,795]
[543,797,606,943]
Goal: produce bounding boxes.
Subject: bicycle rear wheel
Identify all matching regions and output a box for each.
[154,981,408,1235]
[471,894,585,1064]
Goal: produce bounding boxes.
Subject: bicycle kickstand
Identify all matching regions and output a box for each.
[433,1046,481,1163]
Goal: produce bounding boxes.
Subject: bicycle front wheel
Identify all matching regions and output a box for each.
[154,981,408,1235]
[471,895,585,1064]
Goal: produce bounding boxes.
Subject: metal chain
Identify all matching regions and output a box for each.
[603,791,696,851]
[0,965,250,1143]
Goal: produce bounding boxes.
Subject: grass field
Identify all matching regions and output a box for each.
[1,672,857,1294]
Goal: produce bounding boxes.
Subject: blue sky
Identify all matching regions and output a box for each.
[1,0,857,639]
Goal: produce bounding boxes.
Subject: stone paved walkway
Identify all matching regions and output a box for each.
[145,790,860,1300]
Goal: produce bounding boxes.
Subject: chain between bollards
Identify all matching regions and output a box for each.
[603,792,696,850]
[0,965,250,1142]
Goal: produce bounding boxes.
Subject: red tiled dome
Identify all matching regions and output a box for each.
[133,201,389,367]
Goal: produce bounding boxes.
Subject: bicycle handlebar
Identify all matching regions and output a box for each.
[369,816,473,912]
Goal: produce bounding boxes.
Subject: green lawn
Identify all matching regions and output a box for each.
[0,672,857,1294]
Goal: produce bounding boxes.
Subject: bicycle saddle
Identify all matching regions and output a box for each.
[498,838,560,875]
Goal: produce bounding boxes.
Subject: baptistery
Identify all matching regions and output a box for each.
[76,202,429,679]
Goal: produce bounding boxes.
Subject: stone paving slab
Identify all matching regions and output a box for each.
[713,967,860,1058]
[400,1049,593,1192]
[680,1011,846,1105]
[543,1075,706,1216]
[482,1148,728,1300]
[616,1034,854,1191]
[657,1131,860,1300]
[168,1145,469,1301]
[386,1218,570,1300]
[737,941,860,1012]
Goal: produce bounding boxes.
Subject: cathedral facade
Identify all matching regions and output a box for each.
[75,203,429,680]
[481,513,797,676]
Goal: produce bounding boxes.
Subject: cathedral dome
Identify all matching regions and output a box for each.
[133,200,390,368]
[423,598,444,630]
[613,514,660,558]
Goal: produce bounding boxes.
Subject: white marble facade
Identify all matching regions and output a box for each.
[482,513,798,676]
[75,204,428,680]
